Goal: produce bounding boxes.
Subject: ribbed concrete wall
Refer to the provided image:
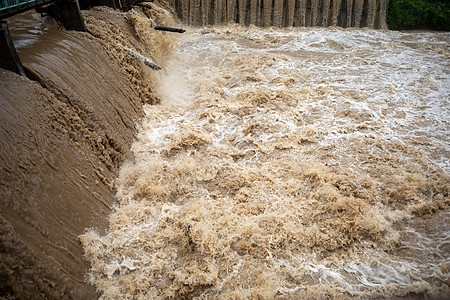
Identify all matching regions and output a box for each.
[168,0,389,29]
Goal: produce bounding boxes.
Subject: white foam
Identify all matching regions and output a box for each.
[81,26,450,299]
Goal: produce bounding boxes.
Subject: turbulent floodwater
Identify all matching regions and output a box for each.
[81,26,449,299]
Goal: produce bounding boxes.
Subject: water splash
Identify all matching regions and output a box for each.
[81,26,449,299]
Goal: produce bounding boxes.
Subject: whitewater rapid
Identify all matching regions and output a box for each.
[81,26,449,299]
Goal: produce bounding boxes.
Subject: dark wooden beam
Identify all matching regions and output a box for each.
[0,21,24,75]
[53,0,86,31]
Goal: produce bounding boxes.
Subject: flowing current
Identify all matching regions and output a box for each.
[81,25,450,298]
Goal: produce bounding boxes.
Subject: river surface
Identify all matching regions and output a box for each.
[80,25,450,299]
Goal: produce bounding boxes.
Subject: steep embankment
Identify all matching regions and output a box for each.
[0,4,176,298]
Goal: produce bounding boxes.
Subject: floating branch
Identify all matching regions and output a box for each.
[119,44,161,70]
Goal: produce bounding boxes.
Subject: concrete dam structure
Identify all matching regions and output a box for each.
[169,0,389,29]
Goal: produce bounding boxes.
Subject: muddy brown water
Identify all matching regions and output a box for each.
[1,3,449,300]
[80,25,449,299]
[0,6,169,298]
